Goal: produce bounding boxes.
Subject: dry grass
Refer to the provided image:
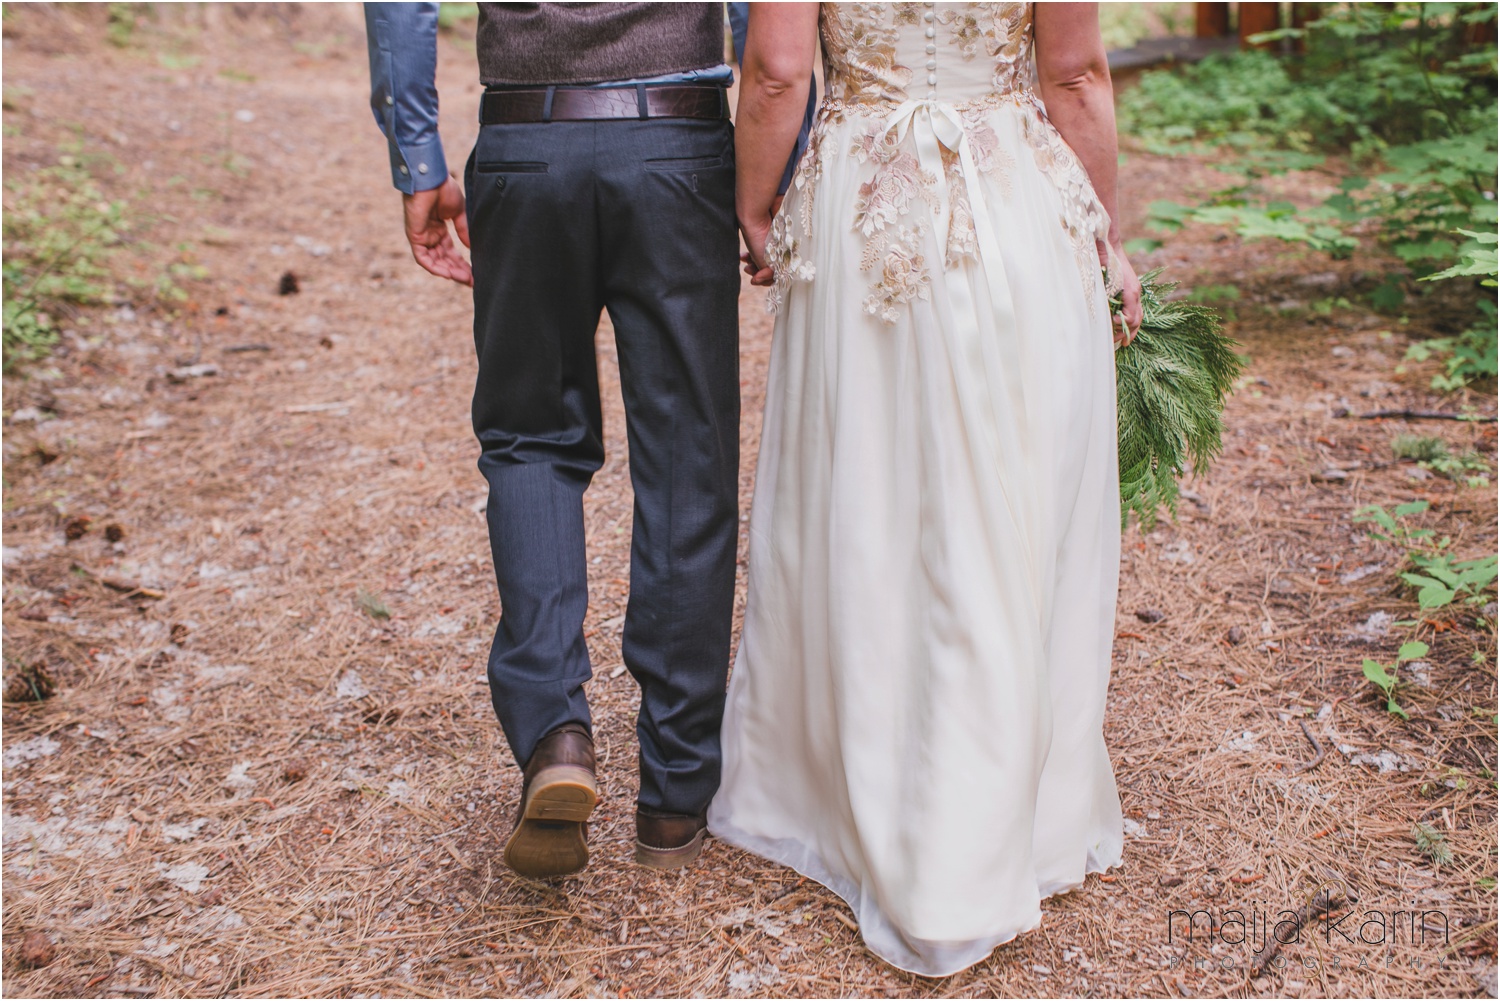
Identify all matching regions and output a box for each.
[2,5,1495,998]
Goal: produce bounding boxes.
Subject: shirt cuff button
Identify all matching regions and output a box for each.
[398,165,409,175]
[417,163,429,174]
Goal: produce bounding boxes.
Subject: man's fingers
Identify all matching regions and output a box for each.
[401,181,471,284]
[452,206,471,250]
[411,236,473,287]
[410,243,450,281]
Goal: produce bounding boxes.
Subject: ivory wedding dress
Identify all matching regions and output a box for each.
[708,2,1124,977]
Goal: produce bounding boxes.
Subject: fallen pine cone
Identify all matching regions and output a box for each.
[18,930,56,968]
[5,663,56,703]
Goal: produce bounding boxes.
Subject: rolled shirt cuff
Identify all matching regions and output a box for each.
[388,135,448,194]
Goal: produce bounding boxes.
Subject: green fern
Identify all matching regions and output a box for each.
[1114,270,1243,529]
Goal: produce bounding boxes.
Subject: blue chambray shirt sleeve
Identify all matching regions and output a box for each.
[364,2,448,194]
[728,2,816,197]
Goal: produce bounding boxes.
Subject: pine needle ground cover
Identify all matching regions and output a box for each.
[1,7,1494,999]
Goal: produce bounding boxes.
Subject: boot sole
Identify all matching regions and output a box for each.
[634,827,706,870]
[502,764,597,878]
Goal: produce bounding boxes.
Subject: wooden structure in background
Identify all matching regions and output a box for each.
[1195,2,1231,38]
[1194,2,1299,50]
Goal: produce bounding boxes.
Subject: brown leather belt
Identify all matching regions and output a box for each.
[480,84,729,124]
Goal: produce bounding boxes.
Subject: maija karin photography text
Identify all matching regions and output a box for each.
[1168,903,1450,949]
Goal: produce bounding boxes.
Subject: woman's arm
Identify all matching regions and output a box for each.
[1033,4,1142,339]
[736,2,820,286]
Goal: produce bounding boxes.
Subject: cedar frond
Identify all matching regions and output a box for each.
[1114,269,1244,529]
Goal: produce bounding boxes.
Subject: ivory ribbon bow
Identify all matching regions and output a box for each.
[879,99,1039,593]
[879,98,1022,386]
[880,99,1003,278]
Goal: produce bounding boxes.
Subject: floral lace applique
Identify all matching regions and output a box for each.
[765,117,833,314]
[980,3,1035,95]
[851,127,939,237]
[942,160,979,269]
[846,121,943,320]
[793,112,834,237]
[771,3,1110,319]
[862,225,932,323]
[961,114,1015,199]
[820,4,912,106]
[937,6,987,59]
[1019,100,1113,313]
[891,2,923,27]
[765,210,816,315]
[842,103,1023,313]
[935,112,1014,268]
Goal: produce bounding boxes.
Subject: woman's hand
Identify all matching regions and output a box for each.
[1107,239,1143,347]
[739,200,777,286]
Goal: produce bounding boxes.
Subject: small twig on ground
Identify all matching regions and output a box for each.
[1292,719,1326,773]
[69,563,166,599]
[224,343,273,353]
[1343,409,1496,422]
[1249,885,1357,978]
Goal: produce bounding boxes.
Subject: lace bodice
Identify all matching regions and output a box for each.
[767,2,1118,323]
[820,2,1035,108]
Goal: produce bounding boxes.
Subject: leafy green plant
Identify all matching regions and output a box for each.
[1403,552,1499,609]
[1391,434,1493,485]
[1391,434,1450,463]
[437,3,478,30]
[106,3,140,47]
[2,159,128,371]
[1363,640,1429,720]
[1353,499,1499,608]
[1113,270,1244,528]
[1351,497,1495,719]
[356,588,391,621]
[1120,3,1498,385]
[1408,229,1499,389]
[1353,499,1437,548]
[1412,820,1455,867]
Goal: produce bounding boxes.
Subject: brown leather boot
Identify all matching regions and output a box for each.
[502,723,597,878]
[635,806,708,869]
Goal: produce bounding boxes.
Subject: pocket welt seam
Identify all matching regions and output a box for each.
[644,156,724,172]
[475,162,549,174]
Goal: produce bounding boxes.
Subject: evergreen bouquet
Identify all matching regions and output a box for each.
[1113,269,1243,529]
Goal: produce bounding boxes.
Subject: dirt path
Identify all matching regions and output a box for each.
[3,7,1494,998]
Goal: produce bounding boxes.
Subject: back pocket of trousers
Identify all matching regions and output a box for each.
[645,155,723,172]
[476,161,549,173]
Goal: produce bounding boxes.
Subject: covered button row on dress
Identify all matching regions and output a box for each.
[923,2,937,95]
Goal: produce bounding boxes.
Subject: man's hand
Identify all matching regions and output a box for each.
[403,176,472,286]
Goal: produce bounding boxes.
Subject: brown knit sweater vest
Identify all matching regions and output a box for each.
[476,3,724,87]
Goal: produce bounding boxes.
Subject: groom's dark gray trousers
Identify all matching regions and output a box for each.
[465,114,740,817]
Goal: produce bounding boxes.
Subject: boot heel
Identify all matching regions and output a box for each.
[502,726,597,879]
[524,765,598,822]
